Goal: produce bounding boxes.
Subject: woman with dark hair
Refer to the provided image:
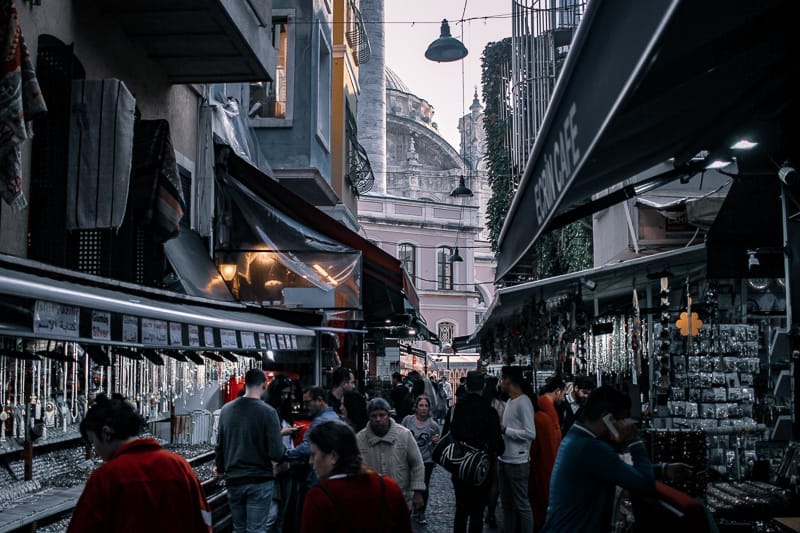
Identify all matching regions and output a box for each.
[68,393,212,532]
[400,394,441,525]
[264,376,300,533]
[340,389,368,432]
[482,375,505,528]
[300,420,411,532]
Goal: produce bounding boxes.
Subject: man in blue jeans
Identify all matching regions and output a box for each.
[498,366,536,533]
[215,369,284,532]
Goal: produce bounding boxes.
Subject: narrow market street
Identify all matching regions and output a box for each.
[413,466,504,533]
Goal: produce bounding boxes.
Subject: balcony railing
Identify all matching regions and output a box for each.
[346,133,375,196]
[511,0,587,180]
[346,0,372,65]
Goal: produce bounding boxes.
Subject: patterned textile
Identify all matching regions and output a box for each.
[130,119,186,243]
[0,0,46,209]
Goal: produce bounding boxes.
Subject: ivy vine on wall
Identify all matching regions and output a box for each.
[480,38,513,255]
[480,39,592,279]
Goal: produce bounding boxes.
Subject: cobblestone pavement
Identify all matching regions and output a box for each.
[412,465,504,533]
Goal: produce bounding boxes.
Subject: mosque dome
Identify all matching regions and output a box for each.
[385,66,411,93]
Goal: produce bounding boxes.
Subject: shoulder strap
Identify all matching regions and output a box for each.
[445,404,456,434]
[378,474,386,531]
[315,482,353,532]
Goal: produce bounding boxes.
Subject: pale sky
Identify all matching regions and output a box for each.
[384,1,512,150]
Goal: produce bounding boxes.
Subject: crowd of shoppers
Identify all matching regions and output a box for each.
[68,364,694,533]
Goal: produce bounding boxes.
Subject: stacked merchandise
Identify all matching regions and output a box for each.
[706,481,796,524]
[642,429,708,498]
[655,323,765,478]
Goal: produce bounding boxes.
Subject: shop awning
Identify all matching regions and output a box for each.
[226,152,420,321]
[497,0,799,281]
[101,0,275,83]
[706,177,784,279]
[472,244,707,345]
[0,255,313,351]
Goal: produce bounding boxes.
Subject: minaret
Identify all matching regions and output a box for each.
[357,0,387,194]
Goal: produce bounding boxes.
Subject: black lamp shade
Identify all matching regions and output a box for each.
[449,247,464,263]
[450,176,473,197]
[425,20,468,62]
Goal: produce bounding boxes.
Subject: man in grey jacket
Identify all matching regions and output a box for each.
[215,368,284,533]
[357,397,426,512]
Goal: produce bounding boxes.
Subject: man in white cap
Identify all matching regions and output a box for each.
[356,397,426,513]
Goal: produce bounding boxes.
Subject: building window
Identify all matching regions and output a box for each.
[249,11,295,126]
[437,247,454,290]
[315,23,332,149]
[398,243,416,282]
[438,322,455,346]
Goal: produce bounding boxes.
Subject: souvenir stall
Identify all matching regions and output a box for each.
[0,257,316,530]
[470,245,799,529]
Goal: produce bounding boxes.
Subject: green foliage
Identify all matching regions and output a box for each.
[535,222,593,278]
[481,38,592,278]
[480,38,513,254]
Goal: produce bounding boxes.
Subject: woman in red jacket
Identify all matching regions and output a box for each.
[300,420,412,532]
[68,393,212,533]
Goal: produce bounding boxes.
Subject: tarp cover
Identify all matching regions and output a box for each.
[222,174,361,308]
[164,229,234,301]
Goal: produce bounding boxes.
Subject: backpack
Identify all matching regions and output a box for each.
[437,381,448,401]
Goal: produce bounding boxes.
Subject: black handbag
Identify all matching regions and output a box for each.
[432,406,492,486]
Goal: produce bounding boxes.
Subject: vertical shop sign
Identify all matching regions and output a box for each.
[169,322,183,346]
[203,326,215,348]
[257,333,268,350]
[240,332,256,349]
[33,301,79,338]
[188,325,200,347]
[269,334,278,349]
[91,310,111,340]
[122,315,138,343]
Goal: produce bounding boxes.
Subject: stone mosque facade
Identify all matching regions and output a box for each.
[357,0,495,361]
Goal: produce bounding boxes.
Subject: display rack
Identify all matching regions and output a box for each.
[652,324,768,479]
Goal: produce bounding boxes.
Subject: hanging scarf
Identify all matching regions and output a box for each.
[0,0,47,209]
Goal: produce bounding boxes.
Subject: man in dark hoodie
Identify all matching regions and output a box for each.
[443,371,504,533]
[215,369,285,533]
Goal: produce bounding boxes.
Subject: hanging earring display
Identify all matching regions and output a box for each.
[659,276,671,391]
[631,286,642,377]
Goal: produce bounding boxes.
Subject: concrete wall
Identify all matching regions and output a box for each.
[592,201,633,266]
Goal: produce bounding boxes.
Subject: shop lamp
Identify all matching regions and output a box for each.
[219,262,237,282]
[218,252,237,282]
[730,139,757,150]
[425,20,468,63]
[449,247,464,263]
[747,250,760,271]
